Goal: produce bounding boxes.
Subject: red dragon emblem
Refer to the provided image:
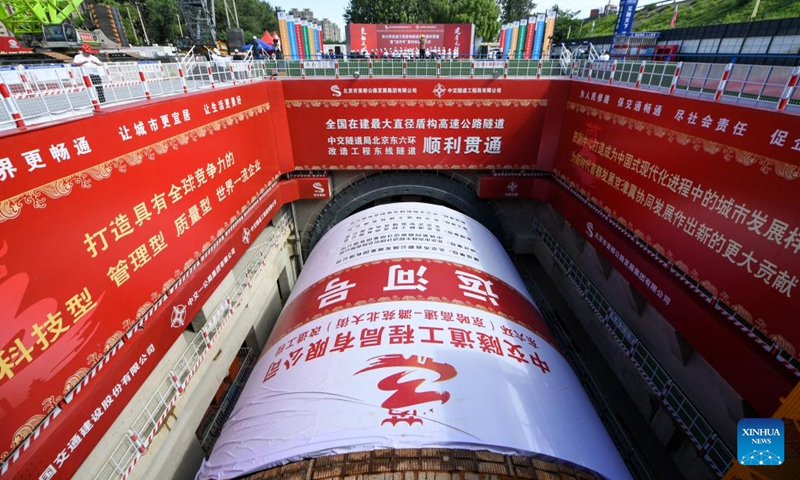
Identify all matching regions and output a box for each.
[355,354,457,426]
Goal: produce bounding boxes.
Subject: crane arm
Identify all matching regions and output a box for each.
[0,0,86,35]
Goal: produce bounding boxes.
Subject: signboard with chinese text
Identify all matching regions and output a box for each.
[0,82,292,465]
[553,83,800,356]
[613,0,639,37]
[197,203,632,480]
[348,24,473,55]
[548,187,795,416]
[5,181,293,480]
[281,79,551,170]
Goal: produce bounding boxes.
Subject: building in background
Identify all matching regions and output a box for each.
[288,7,340,42]
[321,18,340,42]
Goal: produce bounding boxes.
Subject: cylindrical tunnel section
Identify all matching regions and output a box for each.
[197,202,632,480]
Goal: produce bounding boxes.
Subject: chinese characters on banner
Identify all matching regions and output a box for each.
[548,187,794,417]
[264,306,551,388]
[0,82,290,465]
[202,303,630,480]
[4,177,303,480]
[287,202,533,308]
[347,24,473,53]
[554,83,800,357]
[282,79,550,170]
[269,258,554,351]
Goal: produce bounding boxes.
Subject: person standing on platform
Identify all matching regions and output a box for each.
[419,35,426,59]
[73,44,105,103]
[251,36,263,60]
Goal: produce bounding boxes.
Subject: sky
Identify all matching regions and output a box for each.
[274,0,668,40]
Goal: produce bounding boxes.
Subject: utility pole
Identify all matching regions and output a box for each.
[126,6,140,44]
[232,0,240,29]
[136,4,149,45]
[223,0,231,28]
[176,14,183,37]
[750,0,761,20]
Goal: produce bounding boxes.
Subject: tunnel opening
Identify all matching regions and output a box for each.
[304,171,505,256]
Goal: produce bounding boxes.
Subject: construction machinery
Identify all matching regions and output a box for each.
[177,0,217,48]
[0,0,109,49]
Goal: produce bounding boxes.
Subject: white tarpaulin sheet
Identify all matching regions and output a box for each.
[197,302,632,480]
[288,202,533,303]
[197,203,631,480]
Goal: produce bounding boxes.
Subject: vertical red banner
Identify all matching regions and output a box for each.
[295,23,305,59]
[523,18,536,60]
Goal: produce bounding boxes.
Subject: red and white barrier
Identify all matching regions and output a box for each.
[669,62,683,95]
[607,61,617,85]
[81,72,102,111]
[714,63,733,102]
[177,65,189,94]
[138,65,152,100]
[635,61,646,89]
[206,64,215,89]
[0,82,26,130]
[777,66,800,111]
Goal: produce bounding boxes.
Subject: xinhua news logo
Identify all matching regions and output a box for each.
[737,418,784,466]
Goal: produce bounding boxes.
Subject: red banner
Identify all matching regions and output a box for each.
[554,83,800,356]
[348,24,472,55]
[282,79,551,170]
[549,187,794,416]
[5,180,293,480]
[0,82,291,461]
[523,19,536,60]
[295,23,305,59]
[267,258,555,351]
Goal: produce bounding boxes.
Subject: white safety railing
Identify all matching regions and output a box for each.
[197,347,255,454]
[1,59,798,133]
[92,215,290,480]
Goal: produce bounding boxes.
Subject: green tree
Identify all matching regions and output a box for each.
[344,0,424,23]
[499,0,536,23]
[345,0,499,41]
[450,0,501,41]
[419,0,452,23]
[143,0,180,44]
[549,4,581,44]
[215,0,278,42]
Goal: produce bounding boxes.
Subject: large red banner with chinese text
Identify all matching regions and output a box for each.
[548,187,794,416]
[348,24,472,54]
[266,259,555,351]
[4,180,293,480]
[553,83,800,357]
[282,79,551,170]
[0,82,292,462]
